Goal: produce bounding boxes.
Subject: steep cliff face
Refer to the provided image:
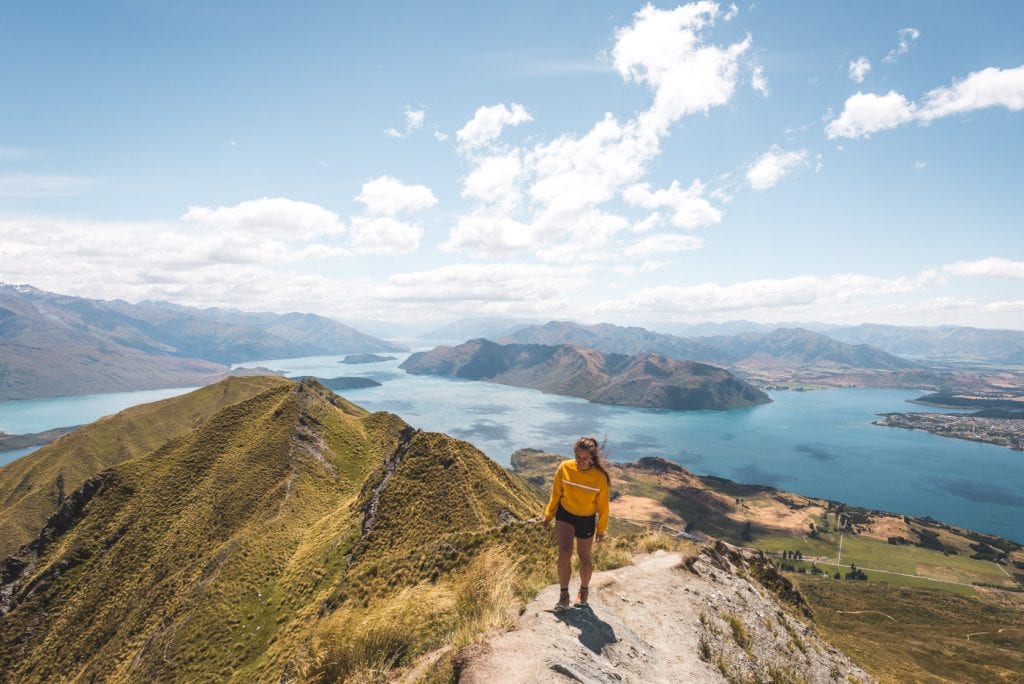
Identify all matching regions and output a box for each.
[401,339,770,410]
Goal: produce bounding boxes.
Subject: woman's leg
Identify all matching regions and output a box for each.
[576,535,595,590]
[555,521,575,589]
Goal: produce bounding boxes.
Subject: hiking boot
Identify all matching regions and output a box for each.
[574,586,589,607]
[555,587,571,611]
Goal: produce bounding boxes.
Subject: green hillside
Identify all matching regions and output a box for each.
[0,375,291,559]
[0,377,549,682]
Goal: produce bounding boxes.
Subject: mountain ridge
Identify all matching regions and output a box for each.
[400,338,771,410]
[0,283,402,400]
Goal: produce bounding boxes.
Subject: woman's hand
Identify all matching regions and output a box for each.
[595,532,605,544]
[542,518,551,527]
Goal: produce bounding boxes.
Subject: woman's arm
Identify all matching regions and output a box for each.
[543,463,564,523]
[595,477,610,540]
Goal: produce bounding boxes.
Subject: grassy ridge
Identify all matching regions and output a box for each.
[0,378,569,682]
[0,374,291,558]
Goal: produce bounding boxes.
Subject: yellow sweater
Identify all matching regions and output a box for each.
[544,459,610,534]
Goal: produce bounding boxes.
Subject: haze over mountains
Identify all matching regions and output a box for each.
[0,283,401,400]
[501,321,919,371]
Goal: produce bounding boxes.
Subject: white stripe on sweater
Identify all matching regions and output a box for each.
[562,478,599,493]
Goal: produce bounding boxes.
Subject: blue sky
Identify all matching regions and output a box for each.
[1,1,1022,328]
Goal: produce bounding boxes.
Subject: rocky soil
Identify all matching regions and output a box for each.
[457,542,873,683]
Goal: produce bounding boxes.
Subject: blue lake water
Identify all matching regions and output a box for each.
[2,353,1021,542]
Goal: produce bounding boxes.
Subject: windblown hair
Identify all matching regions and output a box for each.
[575,436,611,484]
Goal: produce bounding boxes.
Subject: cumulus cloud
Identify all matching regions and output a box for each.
[623,180,721,228]
[354,176,437,216]
[461,150,524,209]
[456,103,533,150]
[350,176,437,255]
[917,65,1024,120]
[826,65,1024,138]
[883,27,920,64]
[446,3,743,260]
[181,197,346,240]
[348,216,423,256]
[943,257,1024,280]
[825,90,917,138]
[848,57,871,83]
[624,233,705,257]
[746,147,809,190]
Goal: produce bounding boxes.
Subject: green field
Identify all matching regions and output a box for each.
[754,529,1014,596]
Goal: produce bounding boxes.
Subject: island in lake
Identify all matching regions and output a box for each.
[339,353,397,364]
[399,338,770,410]
[306,376,382,390]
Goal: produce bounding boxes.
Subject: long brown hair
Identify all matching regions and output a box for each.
[575,436,611,484]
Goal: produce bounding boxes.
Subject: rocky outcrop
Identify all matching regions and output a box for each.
[457,546,872,684]
[401,339,770,410]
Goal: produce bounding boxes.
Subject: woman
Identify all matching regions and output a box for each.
[543,436,611,610]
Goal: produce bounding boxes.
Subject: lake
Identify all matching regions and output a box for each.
[2,352,1021,542]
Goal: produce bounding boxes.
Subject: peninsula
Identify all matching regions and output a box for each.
[399,338,770,410]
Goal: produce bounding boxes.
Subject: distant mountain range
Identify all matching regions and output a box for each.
[0,283,402,400]
[824,323,1024,363]
[501,321,917,371]
[400,338,770,410]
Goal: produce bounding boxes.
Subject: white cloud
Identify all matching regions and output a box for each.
[434,130,449,142]
[623,180,721,229]
[640,260,670,273]
[385,106,426,138]
[826,65,1024,138]
[848,57,871,84]
[883,27,920,64]
[354,175,438,216]
[348,176,437,255]
[746,147,809,190]
[348,215,423,256]
[825,90,916,139]
[461,150,523,209]
[442,209,533,256]
[918,65,1024,120]
[914,160,926,171]
[456,103,533,150]
[723,3,739,21]
[624,233,705,257]
[447,4,743,260]
[596,271,935,317]
[750,62,769,97]
[943,258,1024,280]
[613,2,751,135]
[378,262,589,309]
[405,107,425,132]
[181,197,346,240]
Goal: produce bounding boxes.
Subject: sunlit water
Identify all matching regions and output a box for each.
[2,352,1021,542]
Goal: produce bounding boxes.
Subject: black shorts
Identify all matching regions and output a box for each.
[555,502,597,539]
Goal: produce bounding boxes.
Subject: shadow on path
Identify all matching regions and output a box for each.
[549,606,618,654]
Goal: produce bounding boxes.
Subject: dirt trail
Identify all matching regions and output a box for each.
[458,546,873,683]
